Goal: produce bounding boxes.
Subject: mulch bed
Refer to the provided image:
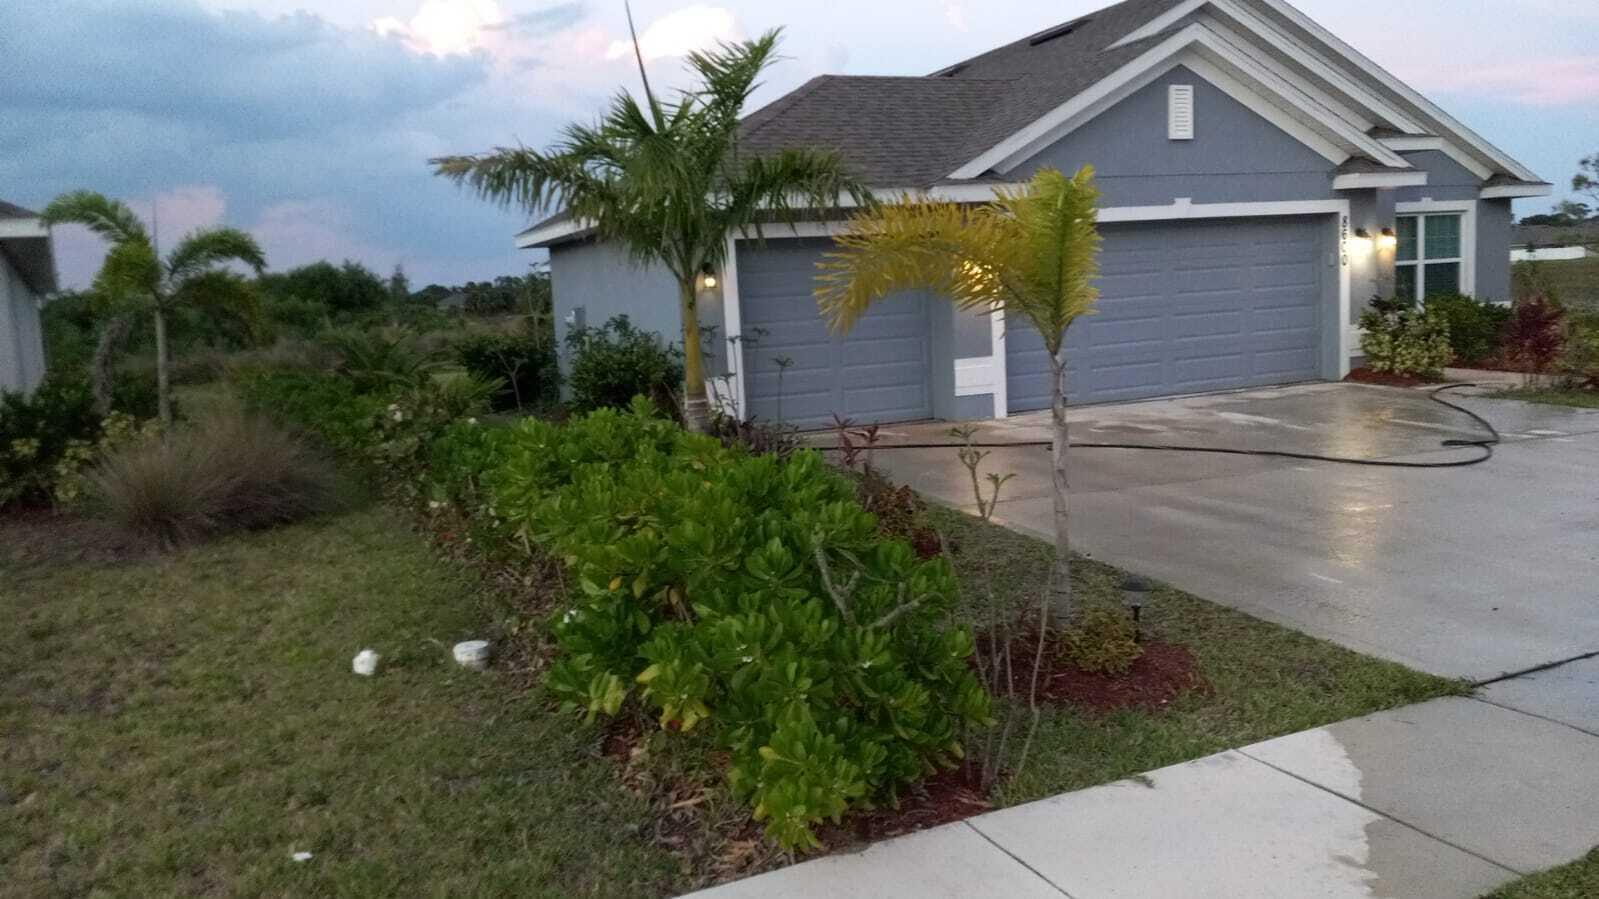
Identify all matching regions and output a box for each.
[0,508,153,568]
[1343,367,1439,388]
[816,767,993,847]
[980,632,1209,714]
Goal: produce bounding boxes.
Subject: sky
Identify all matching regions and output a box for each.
[3,0,1595,291]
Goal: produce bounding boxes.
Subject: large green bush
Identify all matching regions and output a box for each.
[1359,299,1452,378]
[454,330,558,412]
[483,401,990,849]
[1425,294,1510,367]
[564,315,683,414]
[1,373,162,509]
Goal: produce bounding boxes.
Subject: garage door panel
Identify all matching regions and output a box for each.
[740,239,932,429]
[1007,216,1326,409]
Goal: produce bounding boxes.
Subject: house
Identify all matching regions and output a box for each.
[1511,222,1598,262]
[1,201,55,396]
[523,0,1549,429]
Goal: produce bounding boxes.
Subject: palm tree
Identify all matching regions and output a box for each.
[431,23,867,432]
[815,167,1102,625]
[42,190,266,424]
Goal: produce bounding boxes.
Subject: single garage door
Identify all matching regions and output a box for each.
[739,239,932,430]
[1007,216,1327,410]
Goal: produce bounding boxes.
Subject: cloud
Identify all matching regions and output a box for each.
[944,2,969,31]
[374,0,505,56]
[486,2,589,34]
[0,0,487,141]
[604,5,741,62]
[50,185,229,287]
[1413,57,1599,107]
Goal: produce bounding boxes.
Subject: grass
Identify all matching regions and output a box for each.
[1482,847,1599,898]
[1516,257,1599,312]
[927,505,1467,804]
[0,483,1466,896]
[1495,387,1599,409]
[0,507,679,899]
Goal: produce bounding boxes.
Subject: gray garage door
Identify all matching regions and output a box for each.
[739,239,932,430]
[1007,216,1327,410]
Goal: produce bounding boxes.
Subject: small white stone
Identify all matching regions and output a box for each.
[291,851,314,863]
[352,649,380,676]
[453,640,491,671]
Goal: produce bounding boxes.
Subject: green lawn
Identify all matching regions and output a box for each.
[1483,847,1599,898]
[1516,256,1599,311]
[0,493,1465,897]
[927,505,1466,804]
[1496,387,1599,409]
[0,508,679,899]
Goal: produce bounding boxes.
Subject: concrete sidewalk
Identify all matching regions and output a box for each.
[686,689,1599,898]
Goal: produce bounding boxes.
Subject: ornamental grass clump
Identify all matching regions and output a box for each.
[489,399,992,850]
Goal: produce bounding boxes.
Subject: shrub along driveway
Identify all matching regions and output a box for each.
[866,382,1599,682]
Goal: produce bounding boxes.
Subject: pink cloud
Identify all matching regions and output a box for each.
[1402,56,1599,107]
[52,185,228,289]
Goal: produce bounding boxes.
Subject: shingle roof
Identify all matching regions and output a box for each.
[735,0,1184,187]
[0,200,40,220]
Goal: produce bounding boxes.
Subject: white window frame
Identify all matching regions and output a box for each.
[1394,199,1476,299]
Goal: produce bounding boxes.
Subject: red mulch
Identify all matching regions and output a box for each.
[816,766,993,847]
[979,632,1209,713]
[1344,367,1438,388]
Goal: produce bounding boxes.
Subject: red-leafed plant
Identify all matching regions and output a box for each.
[1502,294,1567,375]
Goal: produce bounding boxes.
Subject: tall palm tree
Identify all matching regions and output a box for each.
[815,167,1102,625]
[432,24,867,431]
[42,191,266,424]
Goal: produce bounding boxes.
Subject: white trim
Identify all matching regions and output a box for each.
[1098,197,1348,223]
[1332,171,1429,191]
[1247,0,1542,183]
[952,23,1409,180]
[1380,136,1445,152]
[1385,140,1494,181]
[1481,183,1553,200]
[720,233,747,418]
[1394,200,1476,297]
[0,218,49,240]
[516,217,591,249]
[989,306,1008,418]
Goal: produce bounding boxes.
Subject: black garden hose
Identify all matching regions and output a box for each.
[824,384,1501,469]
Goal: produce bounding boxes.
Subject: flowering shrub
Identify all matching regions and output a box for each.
[1359,299,1452,378]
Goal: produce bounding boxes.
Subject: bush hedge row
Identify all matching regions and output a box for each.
[235,372,991,849]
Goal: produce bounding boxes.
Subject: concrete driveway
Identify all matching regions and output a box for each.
[862,383,1599,681]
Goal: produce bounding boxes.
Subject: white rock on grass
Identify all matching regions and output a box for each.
[453,640,491,671]
[352,649,380,676]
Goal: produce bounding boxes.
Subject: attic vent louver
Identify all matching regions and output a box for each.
[1168,84,1195,140]
[938,64,969,77]
[1027,18,1089,46]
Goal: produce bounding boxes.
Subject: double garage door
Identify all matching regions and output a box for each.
[738,217,1327,427]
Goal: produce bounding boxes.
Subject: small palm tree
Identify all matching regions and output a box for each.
[42,191,266,424]
[432,23,866,431]
[815,167,1102,625]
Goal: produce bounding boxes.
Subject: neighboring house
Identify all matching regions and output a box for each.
[0,201,55,396]
[524,0,1549,429]
[1511,222,1598,262]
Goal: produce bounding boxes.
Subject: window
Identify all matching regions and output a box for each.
[1395,213,1463,300]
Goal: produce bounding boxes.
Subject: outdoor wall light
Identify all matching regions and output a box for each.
[1348,228,1375,253]
[700,267,718,290]
[1378,227,1398,251]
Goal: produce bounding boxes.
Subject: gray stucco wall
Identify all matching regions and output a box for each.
[1014,65,1336,205]
[1476,199,1514,302]
[548,239,728,379]
[1394,151,1480,204]
[1,250,46,396]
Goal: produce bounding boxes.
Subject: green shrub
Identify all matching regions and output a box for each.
[565,315,683,414]
[1,377,102,507]
[489,400,990,850]
[1561,312,1599,389]
[1425,294,1510,366]
[454,330,559,412]
[322,327,444,393]
[1359,300,1452,377]
[234,369,387,453]
[1059,605,1143,676]
[87,411,340,547]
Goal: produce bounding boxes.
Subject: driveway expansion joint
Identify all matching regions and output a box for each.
[1472,648,1599,688]
[962,820,1079,898]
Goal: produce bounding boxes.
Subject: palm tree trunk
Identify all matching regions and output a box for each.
[153,304,172,425]
[1048,350,1072,628]
[90,314,133,417]
[679,278,712,432]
